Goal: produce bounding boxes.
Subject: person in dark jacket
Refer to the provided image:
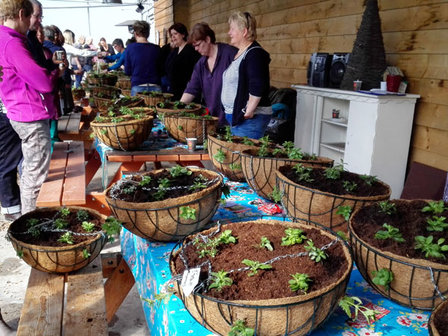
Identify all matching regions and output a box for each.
[221,11,272,139]
[165,23,200,100]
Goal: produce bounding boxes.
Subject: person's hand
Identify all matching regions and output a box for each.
[73,69,83,75]
[243,108,254,119]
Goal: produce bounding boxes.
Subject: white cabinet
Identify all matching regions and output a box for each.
[292,85,420,199]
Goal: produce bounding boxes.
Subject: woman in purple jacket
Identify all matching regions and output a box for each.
[181,22,237,128]
[0,0,63,214]
[221,12,272,139]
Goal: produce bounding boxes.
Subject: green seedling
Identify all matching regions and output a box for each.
[289,273,312,293]
[54,218,68,229]
[360,174,378,186]
[139,175,152,187]
[218,230,237,244]
[179,206,196,220]
[374,223,405,243]
[16,250,24,258]
[378,201,397,215]
[371,268,394,290]
[305,240,328,262]
[58,232,74,245]
[196,230,237,258]
[228,320,254,336]
[82,248,91,259]
[287,147,304,160]
[209,270,233,292]
[229,163,242,171]
[76,209,90,222]
[422,200,448,214]
[293,163,313,183]
[336,231,349,241]
[123,185,137,195]
[241,259,272,276]
[170,165,192,178]
[324,164,344,180]
[224,126,233,142]
[342,180,357,192]
[336,205,352,221]
[281,228,307,246]
[415,236,448,259]
[177,125,183,130]
[82,221,95,232]
[270,186,283,203]
[102,217,122,242]
[427,216,448,232]
[242,137,254,146]
[339,296,379,324]
[214,148,226,163]
[257,236,273,251]
[59,207,70,217]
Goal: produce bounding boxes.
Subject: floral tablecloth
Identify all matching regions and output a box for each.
[120,181,430,336]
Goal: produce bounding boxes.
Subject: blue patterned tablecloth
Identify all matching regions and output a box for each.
[120,181,430,336]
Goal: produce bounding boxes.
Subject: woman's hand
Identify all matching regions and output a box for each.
[244,108,255,119]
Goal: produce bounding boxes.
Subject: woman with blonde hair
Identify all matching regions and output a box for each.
[221,11,272,139]
[0,0,63,214]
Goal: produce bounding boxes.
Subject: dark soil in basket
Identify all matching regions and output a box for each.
[243,148,324,161]
[156,101,199,110]
[108,168,220,203]
[210,132,276,149]
[172,222,349,301]
[434,302,448,335]
[351,200,448,265]
[9,209,103,247]
[278,165,389,197]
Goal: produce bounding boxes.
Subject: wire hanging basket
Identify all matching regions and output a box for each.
[169,219,353,336]
[429,299,448,335]
[105,168,223,241]
[162,113,218,144]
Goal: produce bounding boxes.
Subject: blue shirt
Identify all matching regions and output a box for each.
[105,50,126,71]
[124,42,160,87]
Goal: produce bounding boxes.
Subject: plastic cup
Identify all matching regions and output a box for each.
[186,138,197,151]
[353,80,362,91]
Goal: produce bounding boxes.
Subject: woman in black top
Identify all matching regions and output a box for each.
[165,23,200,100]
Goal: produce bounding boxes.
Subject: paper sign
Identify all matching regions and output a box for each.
[180,268,201,297]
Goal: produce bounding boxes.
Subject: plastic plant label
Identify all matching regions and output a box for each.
[181,267,201,297]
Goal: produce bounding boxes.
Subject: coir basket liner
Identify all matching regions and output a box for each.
[105,168,223,241]
[162,113,218,144]
[170,219,353,336]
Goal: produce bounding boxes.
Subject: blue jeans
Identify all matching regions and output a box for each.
[225,113,272,139]
[131,84,162,97]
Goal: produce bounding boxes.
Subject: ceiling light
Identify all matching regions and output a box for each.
[136,3,144,13]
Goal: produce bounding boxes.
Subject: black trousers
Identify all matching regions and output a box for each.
[0,112,22,209]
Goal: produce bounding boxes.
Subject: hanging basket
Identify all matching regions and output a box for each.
[137,92,174,106]
[72,88,86,101]
[87,85,121,98]
[155,102,202,115]
[91,115,154,151]
[170,219,353,336]
[241,149,333,201]
[207,133,261,182]
[276,166,391,233]
[349,200,448,310]
[86,74,118,86]
[116,77,132,90]
[162,113,218,144]
[105,168,223,241]
[429,300,448,336]
[92,96,115,112]
[7,206,107,273]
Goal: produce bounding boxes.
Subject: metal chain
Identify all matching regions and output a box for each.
[428,266,447,301]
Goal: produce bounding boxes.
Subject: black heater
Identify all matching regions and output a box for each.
[307,52,333,88]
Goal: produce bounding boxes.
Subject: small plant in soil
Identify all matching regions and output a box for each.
[339,296,379,324]
[242,259,273,276]
[324,164,344,180]
[422,200,448,214]
[378,201,397,215]
[360,174,378,186]
[194,229,237,258]
[58,232,74,245]
[214,148,226,163]
[305,240,328,262]
[289,273,312,293]
[209,270,233,292]
[281,228,307,246]
[229,163,242,171]
[293,164,314,183]
[426,216,448,232]
[257,236,274,251]
[228,320,254,336]
[374,223,405,243]
[336,205,352,221]
[371,268,394,290]
[270,186,283,203]
[179,206,196,220]
[223,126,233,142]
[414,236,448,259]
[242,137,254,146]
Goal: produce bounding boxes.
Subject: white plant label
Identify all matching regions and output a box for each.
[181,267,201,297]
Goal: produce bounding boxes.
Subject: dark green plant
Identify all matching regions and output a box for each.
[59,207,70,217]
[82,248,91,259]
[27,218,40,237]
[54,218,68,230]
[209,270,233,292]
[415,236,448,259]
[292,163,313,183]
[123,185,137,195]
[371,268,394,290]
[58,232,74,245]
[76,209,90,222]
[289,273,312,293]
[228,320,254,336]
[102,217,122,242]
[339,296,379,324]
[82,221,95,232]
[378,201,397,215]
[223,126,233,142]
[195,230,237,258]
[324,164,344,180]
[257,135,270,157]
[270,186,283,203]
[360,174,378,186]
[305,240,328,262]
[179,206,196,220]
[178,125,183,130]
[426,216,448,232]
[257,236,273,251]
[139,175,152,187]
[242,137,254,146]
[189,175,208,191]
[336,205,352,221]
[374,223,405,243]
[170,165,192,178]
[214,148,226,163]
[229,163,241,171]
[281,228,307,246]
[337,231,349,241]
[342,180,357,192]
[241,259,272,276]
[422,200,448,214]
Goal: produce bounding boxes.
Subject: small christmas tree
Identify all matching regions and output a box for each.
[340,0,387,91]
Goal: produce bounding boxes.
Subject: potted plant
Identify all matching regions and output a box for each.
[169,219,353,336]
[276,163,391,233]
[137,91,174,106]
[161,111,218,144]
[105,166,224,241]
[91,106,154,151]
[240,138,333,201]
[86,72,118,86]
[349,199,448,310]
[429,299,448,336]
[207,127,273,182]
[155,100,202,114]
[7,206,121,273]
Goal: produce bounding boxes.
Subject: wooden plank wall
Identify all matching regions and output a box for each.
[155,0,448,173]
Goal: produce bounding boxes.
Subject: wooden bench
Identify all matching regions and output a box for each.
[36,141,86,207]
[58,110,94,151]
[17,253,135,336]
